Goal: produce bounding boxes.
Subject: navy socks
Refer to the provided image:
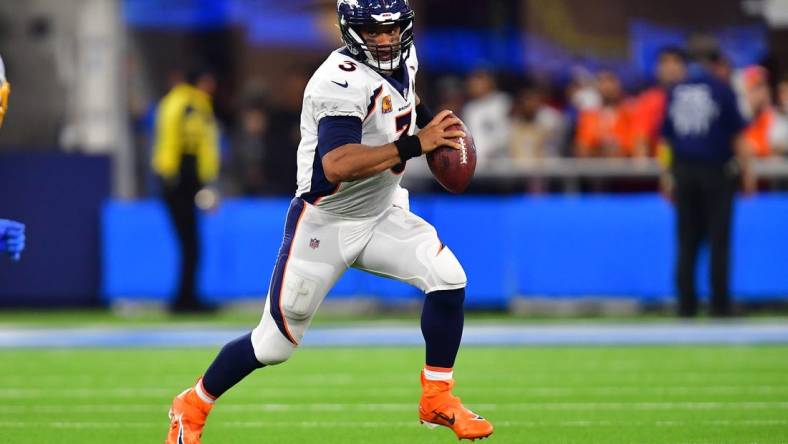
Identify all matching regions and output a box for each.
[420,288,465,368]
[200,288,465,398]
[201,332,264,399]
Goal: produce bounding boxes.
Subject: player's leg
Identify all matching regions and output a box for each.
[165,199,349,444]
[705,168,736,317]
[353,206,492,440]
[674,165,703,317]
[173,189,199,311]
[165,159,203,312]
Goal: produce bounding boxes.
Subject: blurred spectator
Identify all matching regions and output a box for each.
[740,66,784,157]
[434,76,466,118]
[575,70,638,157]
[508,85,565,160]
[773,75,788,154]
[686,33,734,83]
[712,55,734,84]
[567,67,603,111]
[263,68,308,195]
[562,68,602,156]
[660,48,753,318]
[634,47,687,158]
[462,69,512,168]
[230,95,269,195]
[151,66,220,313]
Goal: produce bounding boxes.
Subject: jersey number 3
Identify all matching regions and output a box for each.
[339,61,357,72]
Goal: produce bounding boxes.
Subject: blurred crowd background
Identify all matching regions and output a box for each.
[1,0,788,311]
[2,0,788,197]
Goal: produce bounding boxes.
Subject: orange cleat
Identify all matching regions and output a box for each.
[165,385,213,444]
[419,372,493,441]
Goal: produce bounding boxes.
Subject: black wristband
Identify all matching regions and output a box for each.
[394,135,423,162]
[415,102,435,129]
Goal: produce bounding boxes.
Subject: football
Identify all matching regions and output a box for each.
[426,122,477,193]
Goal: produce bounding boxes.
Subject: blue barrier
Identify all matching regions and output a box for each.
[102,194,788,307]
[512,196,675,299]
[0,153,111,307]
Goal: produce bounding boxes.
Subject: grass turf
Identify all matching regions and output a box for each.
[0,346,786,443]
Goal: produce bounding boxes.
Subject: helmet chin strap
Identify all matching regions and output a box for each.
[363,50,400,72]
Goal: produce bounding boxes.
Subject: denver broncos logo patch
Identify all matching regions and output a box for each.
[382,95,393,114]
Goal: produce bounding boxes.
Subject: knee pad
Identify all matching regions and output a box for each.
[251,315,297,365]
[420,239,467,290]
[250,264,329,365]
[250,298,308,366]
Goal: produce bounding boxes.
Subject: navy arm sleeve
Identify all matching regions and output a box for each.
[415,102,435,129]
[317,116,363,158]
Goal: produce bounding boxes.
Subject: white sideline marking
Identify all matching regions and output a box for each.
[0,401,786,414]
[1,385,786,399]
[0,388,171,398]
[0,370,783,385]
[2,322,788,347]
[0,419,786,429]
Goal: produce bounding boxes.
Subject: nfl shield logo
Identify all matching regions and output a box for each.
[309,238,320,250]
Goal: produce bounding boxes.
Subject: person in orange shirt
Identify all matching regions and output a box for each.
[741,65,779,158]
[575,70,638,157]
[634,47,688,158]
[774,75,788,154]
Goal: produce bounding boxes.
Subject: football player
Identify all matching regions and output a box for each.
[0,56,25,262]
[164,1,493,442]
[0,55,10,129]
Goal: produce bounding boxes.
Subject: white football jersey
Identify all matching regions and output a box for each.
[295,47,419,218]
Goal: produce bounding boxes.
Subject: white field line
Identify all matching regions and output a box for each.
[0,371,785,385]
[1,385,787,398]
[1,322,788,348]
[0,401,787,414]
[0,419,786,429]
[0,388,172,397]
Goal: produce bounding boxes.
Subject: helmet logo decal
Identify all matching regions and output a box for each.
[371,12,401,21]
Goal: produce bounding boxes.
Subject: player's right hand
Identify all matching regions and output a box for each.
[416,110,466,154]
[0,219,25,261]
[0,81,10,128]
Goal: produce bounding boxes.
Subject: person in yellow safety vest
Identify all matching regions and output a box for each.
[0,55,10,129]
[152,66,220,313]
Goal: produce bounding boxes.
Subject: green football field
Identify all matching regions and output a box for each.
[1,345,787,444]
